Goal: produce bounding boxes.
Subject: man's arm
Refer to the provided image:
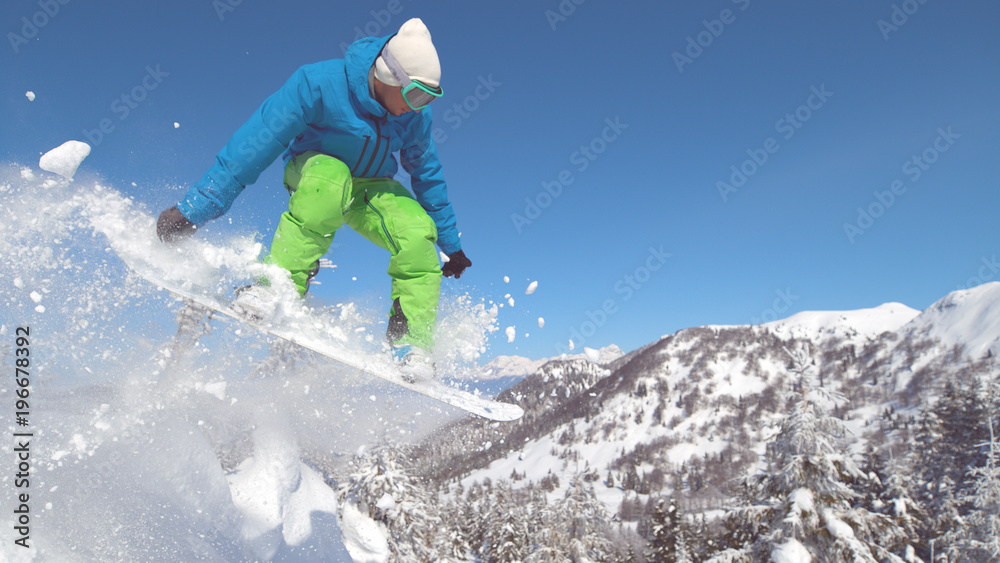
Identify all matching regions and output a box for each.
[170,66,321,231]
[399,108,461,255]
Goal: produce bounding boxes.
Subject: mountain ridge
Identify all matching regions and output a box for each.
[413,282,1000,518]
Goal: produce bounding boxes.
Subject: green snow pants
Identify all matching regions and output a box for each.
[266,151,442,350]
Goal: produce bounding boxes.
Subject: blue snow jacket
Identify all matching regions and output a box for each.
[176,35,460,255]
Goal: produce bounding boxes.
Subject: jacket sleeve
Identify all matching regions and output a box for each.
[400,108,461,255]
[177,66,320,226]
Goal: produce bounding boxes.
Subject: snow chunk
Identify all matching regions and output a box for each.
[19,168,35,180]
[789,488,814,514]
[526,280,538,294]
[772,538,811,563]
[26,91,35,101]
[39,140,91,179]
[341,502,389,563]
[505,326,516,343]
[785,488,815,529]
[503,276,510,283]
[226,429,344,559]
[29,291,42,303]
[584,347,601,363]
[375,493,395,511]
[173,122,180,128]
[825,512,856,541]
[538,317,545,328]
[202,381,227,400]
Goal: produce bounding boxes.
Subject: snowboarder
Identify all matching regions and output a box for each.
[154,18,471,373]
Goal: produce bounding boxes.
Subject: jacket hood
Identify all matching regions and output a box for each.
[345,35,392,118]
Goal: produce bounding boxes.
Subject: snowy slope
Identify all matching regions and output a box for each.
[763,302,920,346]
[443,285,1000,527]
[899,281,1000,359]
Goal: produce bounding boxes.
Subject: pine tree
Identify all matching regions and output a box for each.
[478,481,524,562]
[338,446,441,561]
[624,463,641,492]
[909,368,989,558]
[708,347,908,562]
[855,446,925,560]
[645,497,693,563]
[690,514,715,561]
[646,498,672,562]
[944,369,1000,561]
[436,498,475,561]
[528,475,614,562]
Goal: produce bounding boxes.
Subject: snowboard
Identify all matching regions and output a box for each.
[118,251,524,422]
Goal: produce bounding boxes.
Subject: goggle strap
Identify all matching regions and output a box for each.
[380,46,412,88]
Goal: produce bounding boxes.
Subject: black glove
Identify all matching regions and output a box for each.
[156,206,197,243]
[441,249,471,279]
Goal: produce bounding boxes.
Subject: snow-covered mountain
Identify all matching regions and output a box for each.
[760,301,920,346]
[408,282,1000,549]
[479,344,625,380]
[900,282,1000,359]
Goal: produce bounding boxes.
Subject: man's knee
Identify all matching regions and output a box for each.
[286,153,349,191]
[393,213,440,272]
[301,155,350,181]
[288,155,352,232]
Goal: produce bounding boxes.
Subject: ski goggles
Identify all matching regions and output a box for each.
[380,45,443,112]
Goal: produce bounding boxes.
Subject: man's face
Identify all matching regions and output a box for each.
[375,79,418,117]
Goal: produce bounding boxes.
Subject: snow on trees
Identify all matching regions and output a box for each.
[709,347,909,562]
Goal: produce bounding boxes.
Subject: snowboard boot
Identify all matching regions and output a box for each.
[232,284,279,323]
[392,344,435,383]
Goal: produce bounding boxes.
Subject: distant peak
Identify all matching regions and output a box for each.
[763,301,920,343]
[905,281,1000,359]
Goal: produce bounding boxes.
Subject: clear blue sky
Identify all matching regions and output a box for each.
[3,0,998,361]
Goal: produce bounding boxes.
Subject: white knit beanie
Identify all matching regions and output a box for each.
[374,18,441,88]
